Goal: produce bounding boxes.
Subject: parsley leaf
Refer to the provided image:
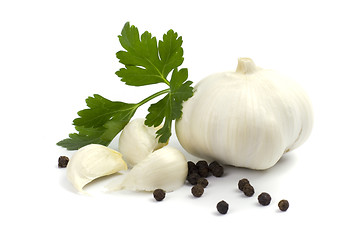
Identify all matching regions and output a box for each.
[57,94,138,150]
[145,68,193,142]
[57,22,193,150]
[115,22,183,86]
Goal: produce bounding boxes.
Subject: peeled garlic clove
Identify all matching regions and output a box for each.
[118,118,167,167]
[107,146,187,192]
[67,144,127,192]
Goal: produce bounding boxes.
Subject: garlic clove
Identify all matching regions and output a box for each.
[107,146,187,192]
[118,118,167,167]
[67,144,127,192]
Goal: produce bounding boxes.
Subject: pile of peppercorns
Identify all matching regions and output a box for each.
[187,160,233,214]
[187,160,223,198]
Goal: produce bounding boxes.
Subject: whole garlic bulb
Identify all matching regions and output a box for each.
[175,58,313,170]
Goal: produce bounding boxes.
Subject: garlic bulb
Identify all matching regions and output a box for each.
[107,146,187,192]
[175,58,313,170]
[67,144,127,192]
[118,118,167,167]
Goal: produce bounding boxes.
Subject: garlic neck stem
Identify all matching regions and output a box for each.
[236,58,256,74]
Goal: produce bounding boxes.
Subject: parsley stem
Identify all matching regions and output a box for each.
[163,78,170,86]
[137,89,170,106]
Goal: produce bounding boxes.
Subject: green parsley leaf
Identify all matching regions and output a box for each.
[57,94,138,150]
[57,22,193,150]
[115,22,184,86]
[73,94,138,128]
[145,68,193,142]
[56,126,108,151]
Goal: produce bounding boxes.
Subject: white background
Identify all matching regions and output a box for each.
[1,0,359,239]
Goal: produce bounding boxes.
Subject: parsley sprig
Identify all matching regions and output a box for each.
[57,22,194,150]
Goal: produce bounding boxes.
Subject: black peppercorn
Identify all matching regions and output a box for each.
[258,192,271,206]
[153,189,166,201]
[187,161,198,176]
[58,156,69,168]
[198,166,209,178]
[242,183,255,197]
[278,200,289,211]
[216,200,229,214]
[211,165,224,177]
[209,161,220,171]
[196,160,208,169]
[238,178,250,191]
[193,160,209,178]
[191,184,204,197]
[197,177,208,188]
[187,172,201,185]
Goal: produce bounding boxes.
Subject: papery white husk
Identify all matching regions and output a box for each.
[67,144,127,192]
[175,58,313,170]
[118,118,167,167]
[107,146,187,192]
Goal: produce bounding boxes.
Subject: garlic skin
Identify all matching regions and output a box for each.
[67,144,127,192]
[108,146,187,192]
[175,58,313,170]
[118,118,167,167]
